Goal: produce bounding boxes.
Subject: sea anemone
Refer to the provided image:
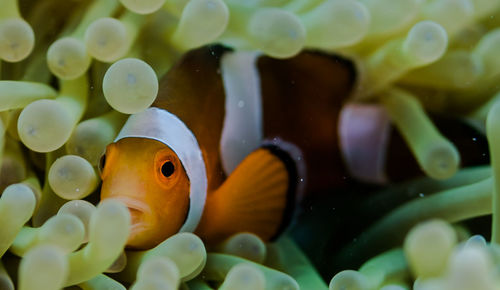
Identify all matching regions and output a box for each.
[1,0,500,289]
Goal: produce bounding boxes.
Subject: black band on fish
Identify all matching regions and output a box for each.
[261,143,300,240]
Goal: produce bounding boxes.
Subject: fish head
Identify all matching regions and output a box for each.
[99,137,190,249]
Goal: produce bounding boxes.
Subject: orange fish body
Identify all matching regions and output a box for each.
[100,46,487,249]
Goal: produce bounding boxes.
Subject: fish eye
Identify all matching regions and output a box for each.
[98,154,106,175]
[161,161,175,178]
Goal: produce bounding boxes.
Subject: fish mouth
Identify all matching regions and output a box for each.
[107,196,149,226]
[105,196,160,248]
[128,208,144,226]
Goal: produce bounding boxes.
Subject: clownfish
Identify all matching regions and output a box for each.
[100,45,488,249]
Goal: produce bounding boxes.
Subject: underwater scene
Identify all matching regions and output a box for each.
[1,0,500,289]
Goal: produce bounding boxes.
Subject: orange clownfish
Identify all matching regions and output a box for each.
[99,45,359,249]
[99,45,487,249]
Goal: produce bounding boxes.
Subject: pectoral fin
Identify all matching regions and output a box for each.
[196,146,297,244]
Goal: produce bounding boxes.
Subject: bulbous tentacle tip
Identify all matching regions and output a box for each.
[84,17,129,63]
[329,270,369,290]
[120,0,167,15]
[0,18,34,62]
[103,58,158,114]
[47,37,91,80]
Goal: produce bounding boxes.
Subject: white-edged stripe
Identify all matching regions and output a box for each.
[339,104,390,184]
[220,51,263,175]
[262,137,306,205]
[115,107,207,233]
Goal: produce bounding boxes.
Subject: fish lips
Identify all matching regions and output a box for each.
[106,196,150,228]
